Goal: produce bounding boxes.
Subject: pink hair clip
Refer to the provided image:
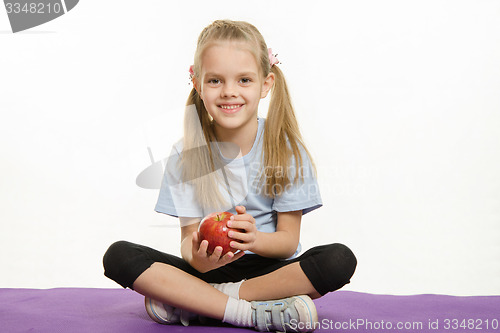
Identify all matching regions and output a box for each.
[189,65,194,80]
[268,48,280,67]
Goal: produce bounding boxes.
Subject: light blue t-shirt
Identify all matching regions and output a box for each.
[155,117,322,258]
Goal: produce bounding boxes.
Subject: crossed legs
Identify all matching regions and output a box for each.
[132,260,319,320]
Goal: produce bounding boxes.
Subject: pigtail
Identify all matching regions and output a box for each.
[181,88,228,211]
[262,65,317,197]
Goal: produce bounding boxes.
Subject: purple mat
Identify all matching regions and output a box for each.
[1,288,499,333]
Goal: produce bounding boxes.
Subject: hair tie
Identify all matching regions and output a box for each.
[268,48,280,68]
[189,65,194,80]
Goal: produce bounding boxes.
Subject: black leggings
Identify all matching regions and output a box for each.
[103,241,357,296]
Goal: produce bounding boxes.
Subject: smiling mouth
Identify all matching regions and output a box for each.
[218,104,243,114]
[219,104,243,110]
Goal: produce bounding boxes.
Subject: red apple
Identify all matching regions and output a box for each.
[198,212,237,255]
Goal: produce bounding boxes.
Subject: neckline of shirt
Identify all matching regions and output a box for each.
[215,117,264,163]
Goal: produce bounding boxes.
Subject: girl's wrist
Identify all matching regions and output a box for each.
[250,230,263,254]
[250,230,297,259]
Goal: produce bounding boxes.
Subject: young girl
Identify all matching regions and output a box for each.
[103,20,356,332]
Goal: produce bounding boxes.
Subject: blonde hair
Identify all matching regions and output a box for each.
[182,19,316,210]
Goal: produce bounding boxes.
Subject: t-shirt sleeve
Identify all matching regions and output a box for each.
[154,142,204,219]
[272,148,322,215]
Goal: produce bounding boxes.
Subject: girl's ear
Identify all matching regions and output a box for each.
[260,72,275,99]
[192,76,202,99]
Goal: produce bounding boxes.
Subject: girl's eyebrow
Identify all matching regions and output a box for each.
[238,72,258,77]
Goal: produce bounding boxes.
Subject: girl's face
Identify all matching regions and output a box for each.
[194,41,274,133]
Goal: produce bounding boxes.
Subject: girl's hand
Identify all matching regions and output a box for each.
[190,230,245,273]
[227,205,258,252]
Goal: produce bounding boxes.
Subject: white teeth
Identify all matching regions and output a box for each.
[220,105,241,110]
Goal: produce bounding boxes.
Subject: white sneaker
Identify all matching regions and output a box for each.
[145,297,198,326]
[251,295,318,332]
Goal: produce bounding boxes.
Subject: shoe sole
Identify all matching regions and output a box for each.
[292,295,319,332]
[145,297,175,324]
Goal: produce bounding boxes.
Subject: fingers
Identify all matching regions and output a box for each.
[192,231,201,250]
[228,228,256,252]
[229,239,252,251]
[227,250,245,262]
[207,247,245,266]
[228,215,255,228]
[220,249,245,264]
[227,214,257,252]
[228,219,256,234]
[208,246,224,262]
[197,241,228,261]
[198,239,209,255]
[235,205,246,214]
[228,229,253,243]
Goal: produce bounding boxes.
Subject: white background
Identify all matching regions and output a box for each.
[1,0,499,296]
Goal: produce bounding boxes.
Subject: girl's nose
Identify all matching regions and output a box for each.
[221,83,238,98]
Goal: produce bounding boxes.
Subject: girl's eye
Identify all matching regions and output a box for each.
[208,79,221,85]
[240,78,251,84]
